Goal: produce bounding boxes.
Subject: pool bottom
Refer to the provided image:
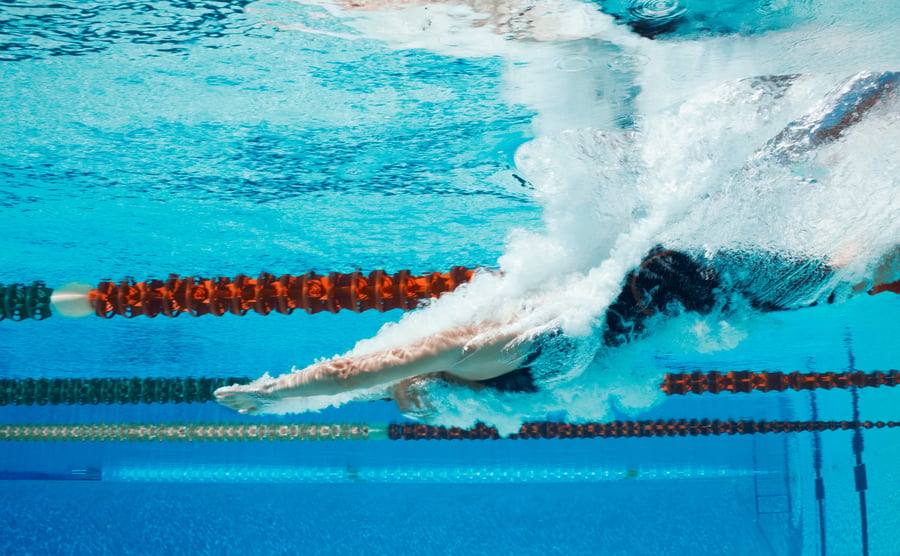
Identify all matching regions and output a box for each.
[0,479,774,556]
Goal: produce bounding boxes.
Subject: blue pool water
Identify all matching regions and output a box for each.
[1,1,899,554]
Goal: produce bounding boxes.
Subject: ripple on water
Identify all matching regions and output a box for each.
[627,0,689,36]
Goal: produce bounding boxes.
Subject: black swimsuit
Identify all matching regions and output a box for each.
[473,248,837,394]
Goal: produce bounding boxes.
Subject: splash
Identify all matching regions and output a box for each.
[274,0,899,430]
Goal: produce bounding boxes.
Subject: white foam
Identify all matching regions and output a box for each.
[271,0,899,428]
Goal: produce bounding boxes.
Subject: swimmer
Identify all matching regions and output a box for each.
[216,68,899,417]
[215,246,900,416]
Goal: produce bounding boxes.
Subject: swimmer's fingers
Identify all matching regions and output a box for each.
[213,387,241,406]
[214,384,244,397]
[214,386,268,414]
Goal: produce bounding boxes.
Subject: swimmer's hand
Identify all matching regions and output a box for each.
[214,376,277,415]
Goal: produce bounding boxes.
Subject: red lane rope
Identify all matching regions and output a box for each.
[89,267,476,318]
[662,370,900,396]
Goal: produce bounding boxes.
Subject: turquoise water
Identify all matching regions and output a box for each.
[2,1,899,554]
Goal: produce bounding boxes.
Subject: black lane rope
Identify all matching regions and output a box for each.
[1,418,897,443]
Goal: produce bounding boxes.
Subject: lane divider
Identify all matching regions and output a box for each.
[1,419,895,443]
[2,369,898,406]
[0,376,250,406]
[661,369,900,395]
[0,267,476,321]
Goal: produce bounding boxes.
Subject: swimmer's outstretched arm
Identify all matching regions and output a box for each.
[215,324,528,414]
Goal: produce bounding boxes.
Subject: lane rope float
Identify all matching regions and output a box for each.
[0,267,477,321]
[0,376,251,406]
[5,264,897,322]
[1,369,898,406]
[0,418,895,443]
[662,369,900,395]
[0,282,52,321]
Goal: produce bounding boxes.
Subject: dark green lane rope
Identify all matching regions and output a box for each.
[0,282,52,321]
[3,369,899,406]
[0,376,250,406]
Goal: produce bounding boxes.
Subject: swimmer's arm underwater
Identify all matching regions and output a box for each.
[215,246,900,415]
[214,324,529,414]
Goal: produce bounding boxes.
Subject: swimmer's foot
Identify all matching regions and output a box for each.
[214,380,276,415]
[870,280,900,295]
[869,246,900,296]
